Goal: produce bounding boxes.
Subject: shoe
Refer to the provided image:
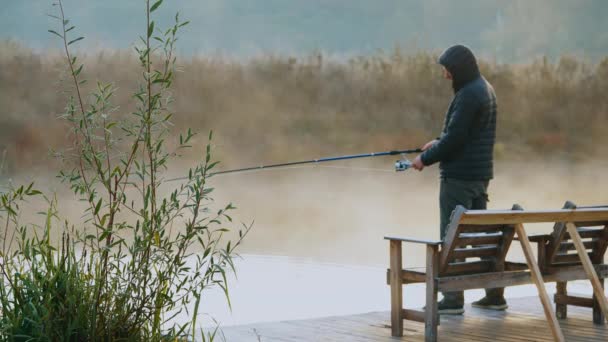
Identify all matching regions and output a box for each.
[471,296,508,310]
[437,299,464,315]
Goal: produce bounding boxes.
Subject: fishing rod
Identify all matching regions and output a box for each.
[168,148,422,182]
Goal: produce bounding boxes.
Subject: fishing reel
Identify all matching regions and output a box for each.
[395,154,412,172]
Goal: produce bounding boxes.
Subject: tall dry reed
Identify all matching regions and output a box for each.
[1,43,607,172]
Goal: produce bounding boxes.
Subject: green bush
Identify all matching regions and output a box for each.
[0,1,250,340]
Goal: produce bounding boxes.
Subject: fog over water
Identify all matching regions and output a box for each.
[6,152,608,327]
[184,159,608,326]
[208,160,608,267]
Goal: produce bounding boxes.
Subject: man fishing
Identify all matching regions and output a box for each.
[411,44,504,315]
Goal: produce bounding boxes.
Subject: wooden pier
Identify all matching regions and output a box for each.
[221,296,607,341]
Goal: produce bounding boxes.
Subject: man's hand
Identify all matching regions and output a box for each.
[412,155,425,171]
[422,139,438,151]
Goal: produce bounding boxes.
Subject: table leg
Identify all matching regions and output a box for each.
[515,223,565,342]
[566,222,608,322]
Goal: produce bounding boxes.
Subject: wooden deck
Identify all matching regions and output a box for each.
[221,296,607,341]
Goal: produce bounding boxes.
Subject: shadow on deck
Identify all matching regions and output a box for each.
[221,296,607,341]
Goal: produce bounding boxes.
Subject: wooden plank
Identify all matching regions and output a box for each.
[460,208,608,225]
[593,278,605,325]
[554,252,594,264]
[554,293,594,308]
[439,206,468,273]
[546,201,578,264]
[456,233,502,247]
[425,244,439,342]
[443,260,493,276]
[458,224,506,233]
[564,229,604,240]
[504,262,528,271]
[389,240,403,337]
[385,269,426,284]
[544,264,608,279]
[514,223,565,342]
[565,222,608,323]
[537,233,548,273]
[495,204,519,271]
[555,282,568,319]
[384,236,442,245]
[439,264,608,291]
[403,309,425,323]
[451,246,498,260]
[518,233,552,243]
[547,221,569,263]
[222,296,608,342]
[402,270,426,283]
[575,221,608,227]
[559,239,599,252]
[438,270,532,292]
[438,265,607,291]
[592,225,608,264]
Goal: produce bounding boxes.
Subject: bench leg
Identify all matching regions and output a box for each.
[566,222,608,324]
[425,245,439,342]
[556,281,568,319]
[516,223,565,342]
[390,240,403,337]
[593,278,605,325]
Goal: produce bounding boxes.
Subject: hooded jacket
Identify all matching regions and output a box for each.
[420,45,497,180]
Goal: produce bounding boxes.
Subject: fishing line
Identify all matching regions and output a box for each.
[166,147,422,182]
[314,165,395,173]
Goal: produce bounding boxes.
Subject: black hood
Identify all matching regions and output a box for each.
[438,45,480,93]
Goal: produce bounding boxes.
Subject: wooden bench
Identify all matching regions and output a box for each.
[386,205,608,342]
[524,201,608,325]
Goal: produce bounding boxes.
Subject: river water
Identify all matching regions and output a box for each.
[188,160,607,327]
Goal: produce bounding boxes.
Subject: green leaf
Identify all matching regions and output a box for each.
[150,0,163,12]
[207,161,220,171]
[68,36,84,46]
[94,198,102,216]
[73,64,83,77]
[48,30,63,39]
[100,214,108,227]
[148,21,155,38]
[99,230,111,241]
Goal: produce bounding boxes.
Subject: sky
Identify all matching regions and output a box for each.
[2,0,607,62]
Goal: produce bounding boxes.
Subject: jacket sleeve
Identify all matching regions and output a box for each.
[421,91,479,166]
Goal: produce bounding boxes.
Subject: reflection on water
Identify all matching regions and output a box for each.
[9,160,607,328]
[192,160,606,326]
[192,254,595,328]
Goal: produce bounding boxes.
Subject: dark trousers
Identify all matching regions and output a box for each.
[440,177,504,306]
